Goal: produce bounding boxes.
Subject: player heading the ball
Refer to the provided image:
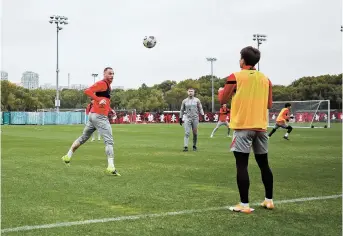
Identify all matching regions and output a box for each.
[61,67,120,176]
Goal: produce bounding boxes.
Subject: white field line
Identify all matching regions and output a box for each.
[1,194,341,233]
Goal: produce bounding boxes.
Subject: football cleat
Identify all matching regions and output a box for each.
[106,167,121,176]
[61,155,71,166]
[183,147,188,152]
[261,200,274,210]
[229,203,254,214]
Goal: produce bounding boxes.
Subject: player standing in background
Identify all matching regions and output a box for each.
[268,103,294,140]
[62,67,120,176]
[86,100,101,142]
[107,108,116,123]
[179,88,204,152]
[210,103,231,138]
[218,46,274,213]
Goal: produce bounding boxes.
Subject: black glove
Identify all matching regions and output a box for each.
[290,115,295,119]
[179,118,183,126]
[286,119,289,122]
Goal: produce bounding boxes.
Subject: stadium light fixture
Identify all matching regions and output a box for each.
[49,15,69,112]
[206,57,217,113]
[92,73,99,84]
[253,34,267,71]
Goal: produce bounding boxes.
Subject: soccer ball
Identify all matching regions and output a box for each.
[143,36,157,48]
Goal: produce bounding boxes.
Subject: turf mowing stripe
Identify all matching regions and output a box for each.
[2,194,342,233]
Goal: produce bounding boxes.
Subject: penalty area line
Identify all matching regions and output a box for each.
[1,194,342,233]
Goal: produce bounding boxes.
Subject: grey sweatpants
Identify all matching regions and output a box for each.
[211,121,230,136]
[77,113,114,160]
[183,118,199,147]
[214,120,229,128]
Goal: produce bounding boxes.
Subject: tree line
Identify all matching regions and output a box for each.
[1,74,342,112]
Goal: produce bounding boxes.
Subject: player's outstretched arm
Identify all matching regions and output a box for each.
[268,79,273,109]
[84,81,107,102]
[218,74,236,105]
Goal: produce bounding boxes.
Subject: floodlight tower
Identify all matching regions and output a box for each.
[253,34,267,71]
[206,57,217,113]
[49,15,69,112]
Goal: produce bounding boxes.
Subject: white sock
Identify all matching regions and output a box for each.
[240,202,249,207]
[67,149,73,158]
[285,133,289,137]
[107,158,115,169]
[265,198,273,201]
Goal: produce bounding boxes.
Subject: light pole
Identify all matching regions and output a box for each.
[206,57,217,113]
[49,15,69,112]
[253,34,267,71]
[92,73,98,84]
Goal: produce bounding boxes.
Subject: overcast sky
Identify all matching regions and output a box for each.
[1,0,342,89]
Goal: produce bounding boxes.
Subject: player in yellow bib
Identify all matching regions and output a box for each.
[218,46,274,214]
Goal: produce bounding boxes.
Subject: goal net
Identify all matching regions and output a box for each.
[268,100,330,128]
[37,108,86,125]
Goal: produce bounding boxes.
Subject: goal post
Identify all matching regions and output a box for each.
[268,100,330,128]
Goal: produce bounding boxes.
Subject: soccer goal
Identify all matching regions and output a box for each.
[37,108,86,125]
[268,100,330,128]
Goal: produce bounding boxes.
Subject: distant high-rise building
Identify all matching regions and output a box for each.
[70,84,88,90]
[1,71,8,80]
[21,71,39,89]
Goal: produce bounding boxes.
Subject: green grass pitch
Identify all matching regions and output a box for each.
[1,123,342,235]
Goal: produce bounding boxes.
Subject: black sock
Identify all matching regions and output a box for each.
[228,128,231,136]
[287,126,293,134]
[233,151,250,203]
[255,153,273,199]
[268,128,276,137]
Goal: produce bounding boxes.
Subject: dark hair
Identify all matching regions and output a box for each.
[187,87,195,91]
[104,67,113,72]
[285,103,292,108]
[240,46,260,67]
